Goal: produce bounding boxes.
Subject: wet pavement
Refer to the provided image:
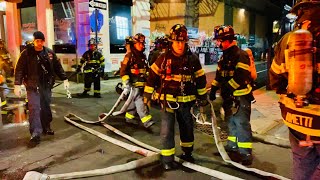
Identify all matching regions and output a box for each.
[0,62,292,179]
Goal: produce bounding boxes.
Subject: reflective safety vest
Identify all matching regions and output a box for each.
[120,51,148,88]
[144,50,207,103]
[211,45,252,97]
[80,50,105,74]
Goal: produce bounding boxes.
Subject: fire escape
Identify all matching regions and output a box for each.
[150,0,220,27]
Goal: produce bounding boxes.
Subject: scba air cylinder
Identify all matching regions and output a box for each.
[287,29,313,106]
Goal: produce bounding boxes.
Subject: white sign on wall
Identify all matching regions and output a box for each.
[89,0,110,72]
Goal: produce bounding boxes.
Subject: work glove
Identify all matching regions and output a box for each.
[14,85,22,97]
[63,79,70,89]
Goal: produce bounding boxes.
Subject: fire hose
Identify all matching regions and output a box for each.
[73,87,135,124]
[24,114,242,180]
[191,99,290,180]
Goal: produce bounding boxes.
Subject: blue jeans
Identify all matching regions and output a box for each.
[289,131,320,180]
[27,88,52,136]
[224,95,252,154]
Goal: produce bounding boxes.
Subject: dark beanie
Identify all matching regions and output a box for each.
[33,31,45,40]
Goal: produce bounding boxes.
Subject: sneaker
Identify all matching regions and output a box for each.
[28,135,40,148]
[143,119,155,128]
[240,153,253,166]
[162,161,178,171]
[94,93,102,98]
[43,128,54,135]
[179,153,195,163]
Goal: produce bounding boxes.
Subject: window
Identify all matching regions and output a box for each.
[116,16,129,40]
[20,7,37,44]
[52,2,76,45]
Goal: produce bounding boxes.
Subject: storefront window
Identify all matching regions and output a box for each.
[115,16,129,40]
[53,1,76,45]
[20,7,37,44]
[109,2,132,53]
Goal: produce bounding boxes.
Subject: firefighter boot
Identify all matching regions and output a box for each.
[78,90,90,97]
[179,153,195,163]
[143,119,155,128]
[240,153,253,166]
[224,146,241,163]
[162,161,178,171]
[94,93,101,98]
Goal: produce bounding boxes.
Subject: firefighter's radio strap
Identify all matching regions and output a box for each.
[279,95,320,137]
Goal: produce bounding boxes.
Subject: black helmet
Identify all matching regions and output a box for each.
[125,36,134,45]
[154,37,161,47]
[88,39,97,46]
[169,24,188,42]
[291,0,320,14]
[213,25,236,41]
[159,36,169,49]
[133,33,145,44]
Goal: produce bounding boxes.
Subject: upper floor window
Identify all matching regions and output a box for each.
[53,1,76,45]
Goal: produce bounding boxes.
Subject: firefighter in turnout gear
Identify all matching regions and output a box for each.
[210,25,254,166]
[148,36,169,66]
[269,1,320,179]
[78,39,105,98]
[120,33,155,128]
[144,24,208,170]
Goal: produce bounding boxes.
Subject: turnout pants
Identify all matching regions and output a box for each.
[125,87,152,124]
[27,88,52,136]
[160,102,194,163]
[224,95,252,155]
[84,72,101,95]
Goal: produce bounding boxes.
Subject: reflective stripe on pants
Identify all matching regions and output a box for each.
[125,88,152,124]
[160,102,194,163]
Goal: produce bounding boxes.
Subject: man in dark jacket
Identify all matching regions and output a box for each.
[14,31,69,146]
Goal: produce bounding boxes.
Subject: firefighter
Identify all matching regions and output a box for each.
[269,1,320,179]
[0,39,13,77]
[144,24,208,170]
[78,39,105,98]
[120,33,155,128]
[209,25,254,166]
[148,36,170,66]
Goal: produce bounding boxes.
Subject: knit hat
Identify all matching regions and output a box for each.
[33,31,45,41]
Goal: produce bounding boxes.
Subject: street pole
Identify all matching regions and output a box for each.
[95,8,98,49]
